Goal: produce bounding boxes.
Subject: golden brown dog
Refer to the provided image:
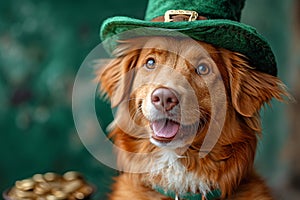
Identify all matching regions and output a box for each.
[97,36,288,200]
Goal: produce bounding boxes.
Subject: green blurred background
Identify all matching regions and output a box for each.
[0,0,299,199]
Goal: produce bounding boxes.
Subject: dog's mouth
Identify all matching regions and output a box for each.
[150,118,180,142]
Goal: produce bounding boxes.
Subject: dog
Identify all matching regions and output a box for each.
[97,36,288,200]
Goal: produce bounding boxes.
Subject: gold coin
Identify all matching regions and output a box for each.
[53,190,67,200]
[15,179,35,191]
[35,182,51,194]
[73,192,85,199]
[48,181,62,189]
[34,185,47,195]
[15,180,23,189]
[63,171,82,181]
[44,172,58,182]
[78,185,93,196]
[33,174,45,182]
[63,180,82,193]
[15,188,35,198]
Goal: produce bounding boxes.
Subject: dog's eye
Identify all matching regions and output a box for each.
[196,64,210,75]
[145,58,156,69]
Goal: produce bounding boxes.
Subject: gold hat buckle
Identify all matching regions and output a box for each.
[164,10,199,22]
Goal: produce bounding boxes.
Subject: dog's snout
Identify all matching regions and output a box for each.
[151,88,178,111]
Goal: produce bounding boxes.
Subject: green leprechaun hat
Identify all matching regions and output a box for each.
[100,0,277,76]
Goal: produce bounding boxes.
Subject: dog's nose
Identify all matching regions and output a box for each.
[151,88,179,111]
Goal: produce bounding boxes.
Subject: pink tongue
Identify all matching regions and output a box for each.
[152,120,180,138]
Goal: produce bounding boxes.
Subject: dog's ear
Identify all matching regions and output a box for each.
[96,40,141,107]
[226,53,288,117]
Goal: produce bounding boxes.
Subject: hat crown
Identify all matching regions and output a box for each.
[145,0,246,22]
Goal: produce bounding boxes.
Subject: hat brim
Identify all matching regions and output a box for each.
[100,16,277,76]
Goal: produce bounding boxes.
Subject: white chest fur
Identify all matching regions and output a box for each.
[148,149,213,195]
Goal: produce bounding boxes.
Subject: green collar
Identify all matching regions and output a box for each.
[154,186,221,200]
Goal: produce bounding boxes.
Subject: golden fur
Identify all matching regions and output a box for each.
[97,37,288,200]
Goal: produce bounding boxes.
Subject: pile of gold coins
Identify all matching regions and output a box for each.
[5,171,94,200]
